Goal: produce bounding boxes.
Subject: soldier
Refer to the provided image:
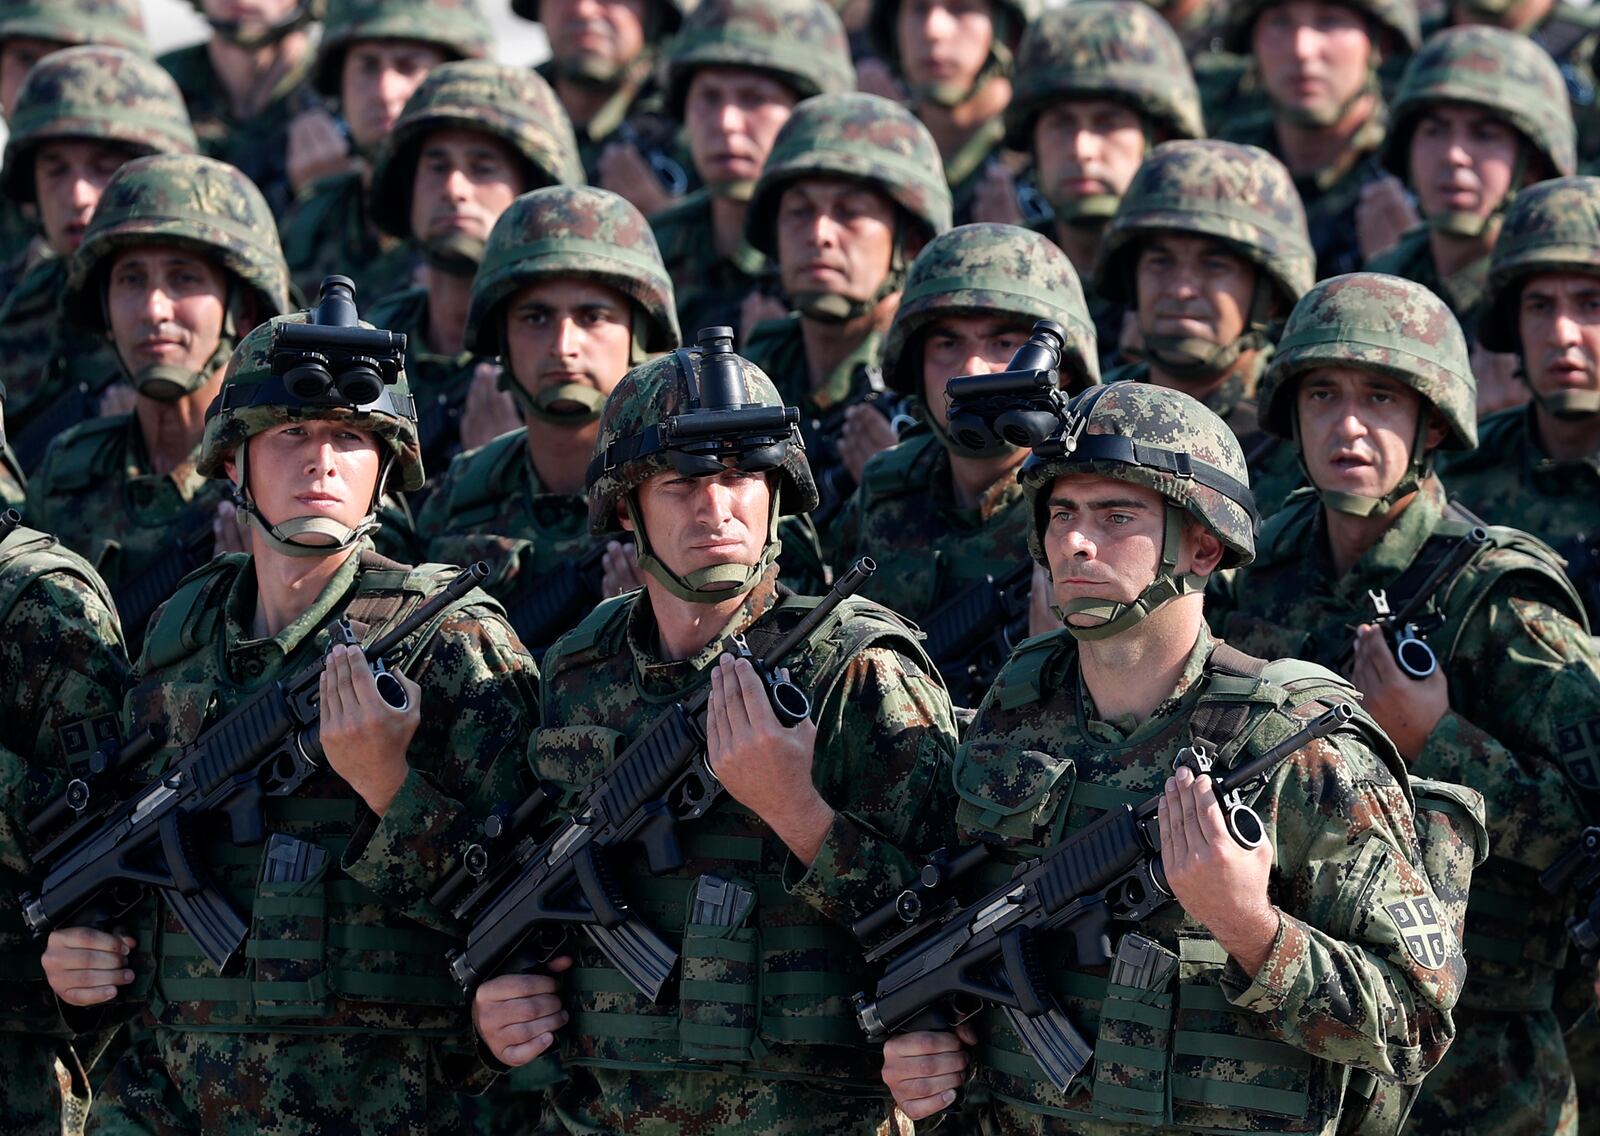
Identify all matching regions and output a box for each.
[834,222,1098,707]
[24,154,293,652]
[279,0,493,304]
[867,0,1038,225]
[365,60,583,489]
[742,91,952,539]
[472,328,958,1134]
[0,513,128,1136]
[1207,271,1600,1135]
[883,379,1463,1133]
[419,185,681,662]
[999,0,1205,367]
[0,45,196,474]
[0,381,22,510]
[1096,139,1313,517]
[39,289,540,1135]
[159,0,318,218]
[649,0,855,339]
[1216,0,1421,279]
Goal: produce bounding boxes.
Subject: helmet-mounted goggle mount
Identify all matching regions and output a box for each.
[944,319,1073,456]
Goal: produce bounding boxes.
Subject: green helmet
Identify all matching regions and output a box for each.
[1224,0,1420,54]
[1096,140,1314,381]
[1018,381,1256,639]
[0,44,196,204]
[369,60,584,249]
[1005,1,1203,152]
[868,0,1039,106]
[466,185,682,421]
[183,0,321,49]
[510,0,690,35]
[312,0,493,96]
[586,327,818,603]
[881,222,1099,410]
[0,0,147,55]
[663,0,854,118]
[1259,271,1475,516]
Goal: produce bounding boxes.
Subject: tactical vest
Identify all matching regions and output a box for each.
[952,633,1416,1133]
[534,589,937,1089]
[123,551,480,1036]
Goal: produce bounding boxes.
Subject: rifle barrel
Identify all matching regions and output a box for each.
[756,557,875,671]
[0,507,19,545]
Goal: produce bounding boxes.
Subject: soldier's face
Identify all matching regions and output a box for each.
[919,314,1029,429]
[0,35,62,118]
[1134,234,1257,349]
[227,419,383,538]
[504,277,635,405]
[625,466,772,583]
[897,0,995,99]
[34,140,129,257]
[776,178,899,302]
[1518,273,1600,401]
[1408,105,1522,223]
[203,0,302,28]
[540,0,648,74]
[409,129,526,246]
[106,245,230,380]
[1294,367,1444,498]
[1252,1,1372,126]
[341,39,450,151]
[1032,100,1147,212]
[685,67,799,189]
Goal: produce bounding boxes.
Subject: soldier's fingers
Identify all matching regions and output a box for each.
[884,1030,966,1057]
[1175,767,1205,847]
[47,946,133,973]
[477,973,560,1003]
[731,656,772,728]
[502,1026,563,1065]
[49,926,129,953]
[896,1091,958,1121]
[893,1069,967,1100]
[321,649,349,724]
[57,982,124,1006]
[1188,775,1231,849]
[483,994,566,1034]
[1160,777,1187,864]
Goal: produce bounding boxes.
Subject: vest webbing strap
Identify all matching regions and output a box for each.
[681,979,756,1005]
[763,972,853,998]
[1462,930,1530,966]
[1100,995,1172,1030]
[1093,1081,1167,1116]
[758,1015,857,1045]
[1094,1038,1166,1072]
[570,1010,676,1040]
[1171,1074,1307,1116]
[1174,1030,1312,1069]
[1071,782,1147,812]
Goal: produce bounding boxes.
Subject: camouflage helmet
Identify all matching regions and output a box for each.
[663,0,853,118]
[369,60,584,241]
[1480,176,1600,354]
[312,0,494,96]
[881,223,1100,398]
[183,0,322,47]
[867,0,1040,80]
[0,45,196,204]
[510,0,690,34]
[465,185,682,357]
[0,0,147,55]
[745,92,953,259]
[1005,1,1204,151]
[1224,0,1420,53]
[1382,26,1575,184]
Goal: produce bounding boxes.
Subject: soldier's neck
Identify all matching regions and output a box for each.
[710,196,747,259]
[135,367,224,479]
[524,417,599,496]
[205,29,309,120]
[644,578,749,662]
[555,73,626,131]
[251,543,359,640]
[1271,94,1376,179]
[1322,488,1418,578]
[1452,0,1554,31]
[948,443,1027,511]
[917,77,1011,163]
[1533,400,1600,463]
[1146,350,1258,404]
[423,267,473,356]
[799,294,895,391]
[1427,223,1497,282]
[1050,220,1104,282]
[1077,595,1205,724]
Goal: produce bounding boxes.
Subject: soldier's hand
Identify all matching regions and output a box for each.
[883,1025,976,1121]
[738,293,787,346]
[459,362,521,452]
[1356,175,1420,263]
[971,160,1025,226]
[839,402,900,482]
[597,141,676,218]
[1159,765,1278,976]
[212,500,251,556]
[320,643,420,818]
[1471,343,1529,418]
[600,539,647,598]
[707,653,835,864]
[473,956,573,1067]
[1349,623,1449,760]
[287,106,354,195]
[1028,564,1061,639]
[43,926,136,1007]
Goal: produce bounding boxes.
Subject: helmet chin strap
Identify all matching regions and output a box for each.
[627,483,784,604]
[1140,277,1274,384]
[1516,360,1600,420]
[206,3,314,49]
[422,231,487,278]
[1052,503,1207,640]
[1424,146,1525,240]
[231,439,391,559]
[496,309,644,426]
[1293,404,1432,517]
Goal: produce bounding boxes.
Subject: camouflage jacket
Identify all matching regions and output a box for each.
[0,196,39,299]
[953,624,1460,1133]
[649,188,771,341]
[1365,226,1490,344]
[279,168,417,308]
[533,568,957,1133]
[534,55,689,191]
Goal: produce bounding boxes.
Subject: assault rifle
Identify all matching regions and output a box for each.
[1540,826,1600,967]
[501,545,608,662]
[21,561,489,971]
[112,502,219,651]
[0,507,19,546]
[921,560,1033,708]
[435,557,877,999]
[851,701,1354,1091]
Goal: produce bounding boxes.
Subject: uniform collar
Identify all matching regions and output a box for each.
[1522,401,1600,481]
[627,564,783,699]
[1080,622,1217,742]
[1320,473,1449,605]
[223,543,366,683]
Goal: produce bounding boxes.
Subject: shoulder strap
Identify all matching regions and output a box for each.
[861,431,941,502]
[442,429,527,518]
[0,526,116,628]
[992,629,1074,711]
[45,416,128,492]
[546,592,635,674]
[347,554,486,668]
[753,592,937,712]
[142,553,249,671]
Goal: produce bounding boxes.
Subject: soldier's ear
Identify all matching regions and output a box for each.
[1182,515,1226,578]
[1424,409,1449,453]
[617,498,634,532]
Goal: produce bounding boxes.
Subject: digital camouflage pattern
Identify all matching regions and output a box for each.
[1364,226,1492,343]
[0,0,146,54]
[1478,175,1600,354]
[278,169,417,306]
[369,60,584,243]
[649,189,773,340]
[662,0,855,118]
[310,0,493,96]
[0,522,127,1136]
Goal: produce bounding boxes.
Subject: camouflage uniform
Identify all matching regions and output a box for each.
[82,300,540,1136]
[1006,1,1205,371]
[953,380,1462,1134]
[366,60,583,490]
[648,0,854,339]
[535,333,957,1135]
[1094,140,1314,518]
[832,222,1098,707]
[742,92,953,539]
[0,45,195,474]
[1365,26,1576,342]
[277,0,493,305]
[1207,272,1600,1136]
[0,381,23,511]
[0,519,128,1136]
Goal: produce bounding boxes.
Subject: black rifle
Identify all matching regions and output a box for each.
[500,545,608,662]
[112,502,219,651]
[21,561,489,971]
[920,560,1033,708]
[0,507,19,547]
[435,557,877,1000]
[1540,826,1600,967]
[851,702,1354,1091]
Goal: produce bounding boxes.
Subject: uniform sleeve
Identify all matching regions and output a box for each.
[342,604,539,928]
[784,644,960,927]
[1217,727,1462,1084]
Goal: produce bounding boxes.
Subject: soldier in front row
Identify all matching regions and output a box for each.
[883,380,1464,1132]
